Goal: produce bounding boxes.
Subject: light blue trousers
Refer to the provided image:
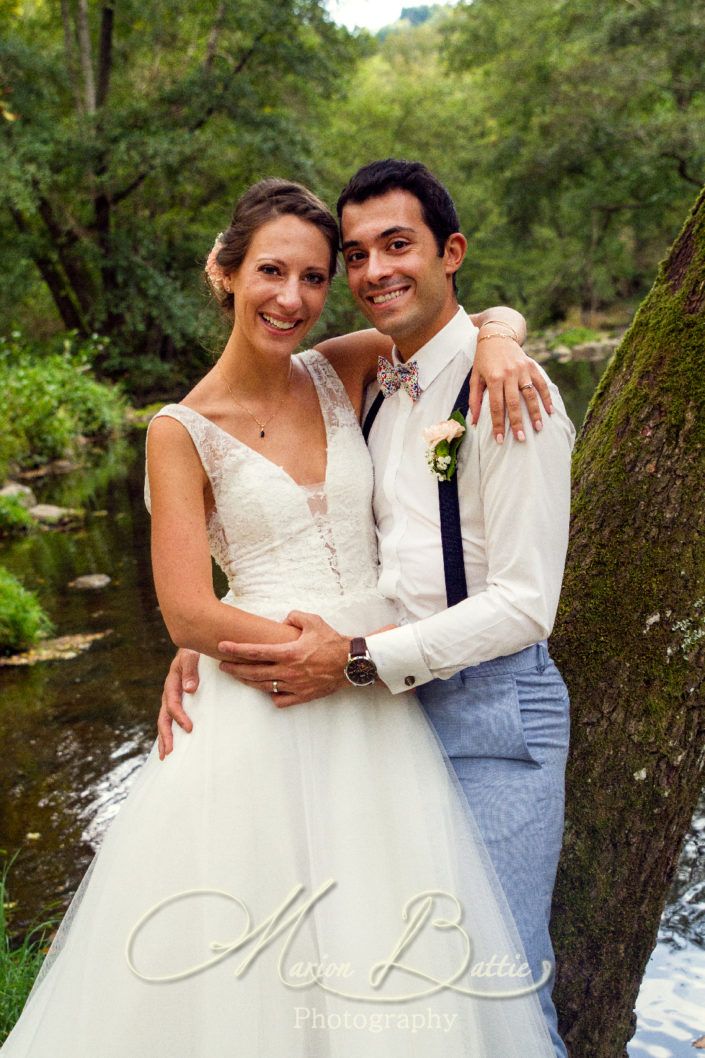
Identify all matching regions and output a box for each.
[417,641,570,1058]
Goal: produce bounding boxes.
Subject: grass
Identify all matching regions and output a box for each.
[0,860,57,1044]
[0,567,53,654]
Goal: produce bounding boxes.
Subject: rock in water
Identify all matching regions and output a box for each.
[1,482,37,508]
[0,630,112,666]
[68,574,112,590]
[29,504,84,526]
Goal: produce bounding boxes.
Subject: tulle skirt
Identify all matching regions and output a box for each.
[1,593,554,1056]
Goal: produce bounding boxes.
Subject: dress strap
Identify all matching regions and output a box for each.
[144,404,219,512]
[298,348,360,433]
[148,403,214,459]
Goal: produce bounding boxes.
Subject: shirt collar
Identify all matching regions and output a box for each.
[391,306,477,392]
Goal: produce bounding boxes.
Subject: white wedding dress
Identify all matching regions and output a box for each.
[1,350,554,1057]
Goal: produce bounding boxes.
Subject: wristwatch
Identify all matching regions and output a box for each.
[344,637,378,687]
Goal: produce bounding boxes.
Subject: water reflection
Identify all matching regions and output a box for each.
[0,437,177,927]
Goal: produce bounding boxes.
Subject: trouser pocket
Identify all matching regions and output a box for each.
[418,672,541,765]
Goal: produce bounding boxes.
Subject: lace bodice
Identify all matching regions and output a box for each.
[145,350,383,619]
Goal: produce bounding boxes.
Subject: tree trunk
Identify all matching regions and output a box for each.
[96,1,115,110]
[9,207,88,333]
[76,0,96,115]
[59,0,82,114]
[550,186,705,1056]
[36,197,95,318]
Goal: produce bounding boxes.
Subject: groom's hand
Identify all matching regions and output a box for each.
[157,648,200,759]
[217,611,349,707]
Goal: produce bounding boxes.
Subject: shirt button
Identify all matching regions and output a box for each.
[404,675,416,687]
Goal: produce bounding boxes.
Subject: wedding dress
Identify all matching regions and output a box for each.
[1,349,554,1057]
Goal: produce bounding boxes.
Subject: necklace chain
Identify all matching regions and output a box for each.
[218,360,293,439]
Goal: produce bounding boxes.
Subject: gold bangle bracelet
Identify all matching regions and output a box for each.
[479,320,519,342]
[477,332,519,344]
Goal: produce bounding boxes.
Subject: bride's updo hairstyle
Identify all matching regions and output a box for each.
[205,178,339,311]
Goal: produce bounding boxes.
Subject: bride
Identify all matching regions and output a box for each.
[1,179,555,1056]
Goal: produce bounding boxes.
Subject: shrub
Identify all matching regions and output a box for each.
[0,567,53,654]
[548,326,604,350]
[0,331,126,479]
[0,496,35,537]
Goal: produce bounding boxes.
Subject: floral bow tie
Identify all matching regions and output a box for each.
[377,356,420,401]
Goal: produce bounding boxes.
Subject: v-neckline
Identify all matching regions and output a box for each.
[179,352,330,492]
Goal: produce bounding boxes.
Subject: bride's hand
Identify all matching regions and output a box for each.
[470,330,553,444]
[157,648,199,759]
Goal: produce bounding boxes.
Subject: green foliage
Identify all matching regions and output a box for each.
[0,0,364,395]
[2,0,702,390]
[314,0,704,333]
[442,0,705,322]
[0,567,53,654]
[549,327,604,349]
[0,496,34,537]
[0,332,126,478]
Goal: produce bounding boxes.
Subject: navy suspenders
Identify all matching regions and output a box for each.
[362,391,384,443]
[362,369,472,608]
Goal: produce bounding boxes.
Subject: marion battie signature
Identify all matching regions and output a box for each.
[125,879,552,1002]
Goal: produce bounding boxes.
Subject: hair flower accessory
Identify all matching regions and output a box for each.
[205,232,228,296]
[423,412,467,481]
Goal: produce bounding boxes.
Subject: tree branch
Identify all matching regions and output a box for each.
[660,151,703,188]
[234,30,266,75]
[203,2,227,73]
[111,26,266,209]
[111,170,149,207]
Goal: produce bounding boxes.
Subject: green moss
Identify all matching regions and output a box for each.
[0,567,53,654]
[561,193,705,730]
[550,192,705,1045]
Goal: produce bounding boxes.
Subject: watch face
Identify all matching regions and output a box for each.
[345,657,377,686]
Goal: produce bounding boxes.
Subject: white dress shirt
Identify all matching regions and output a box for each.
[365,306,576,694]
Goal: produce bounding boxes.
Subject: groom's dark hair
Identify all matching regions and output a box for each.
[336,159,462,291]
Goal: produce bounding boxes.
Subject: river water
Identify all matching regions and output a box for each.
[0,358,703,1053]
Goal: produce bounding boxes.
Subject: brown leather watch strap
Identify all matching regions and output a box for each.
[350,637,367,657]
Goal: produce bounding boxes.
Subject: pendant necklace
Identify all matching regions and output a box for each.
[218,359,294,439]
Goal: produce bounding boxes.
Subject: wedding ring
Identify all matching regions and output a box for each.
[272,680,279,694]
[519,383,534,391]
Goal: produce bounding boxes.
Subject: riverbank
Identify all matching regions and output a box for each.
[1,331,126,481]
[0,332,127,653]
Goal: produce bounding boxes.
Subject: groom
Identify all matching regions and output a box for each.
[160,159,574,1056]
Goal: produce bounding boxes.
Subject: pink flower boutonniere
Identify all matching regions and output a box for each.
[423,412,467,481]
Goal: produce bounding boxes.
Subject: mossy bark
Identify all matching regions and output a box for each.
[550,187,705,1056]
